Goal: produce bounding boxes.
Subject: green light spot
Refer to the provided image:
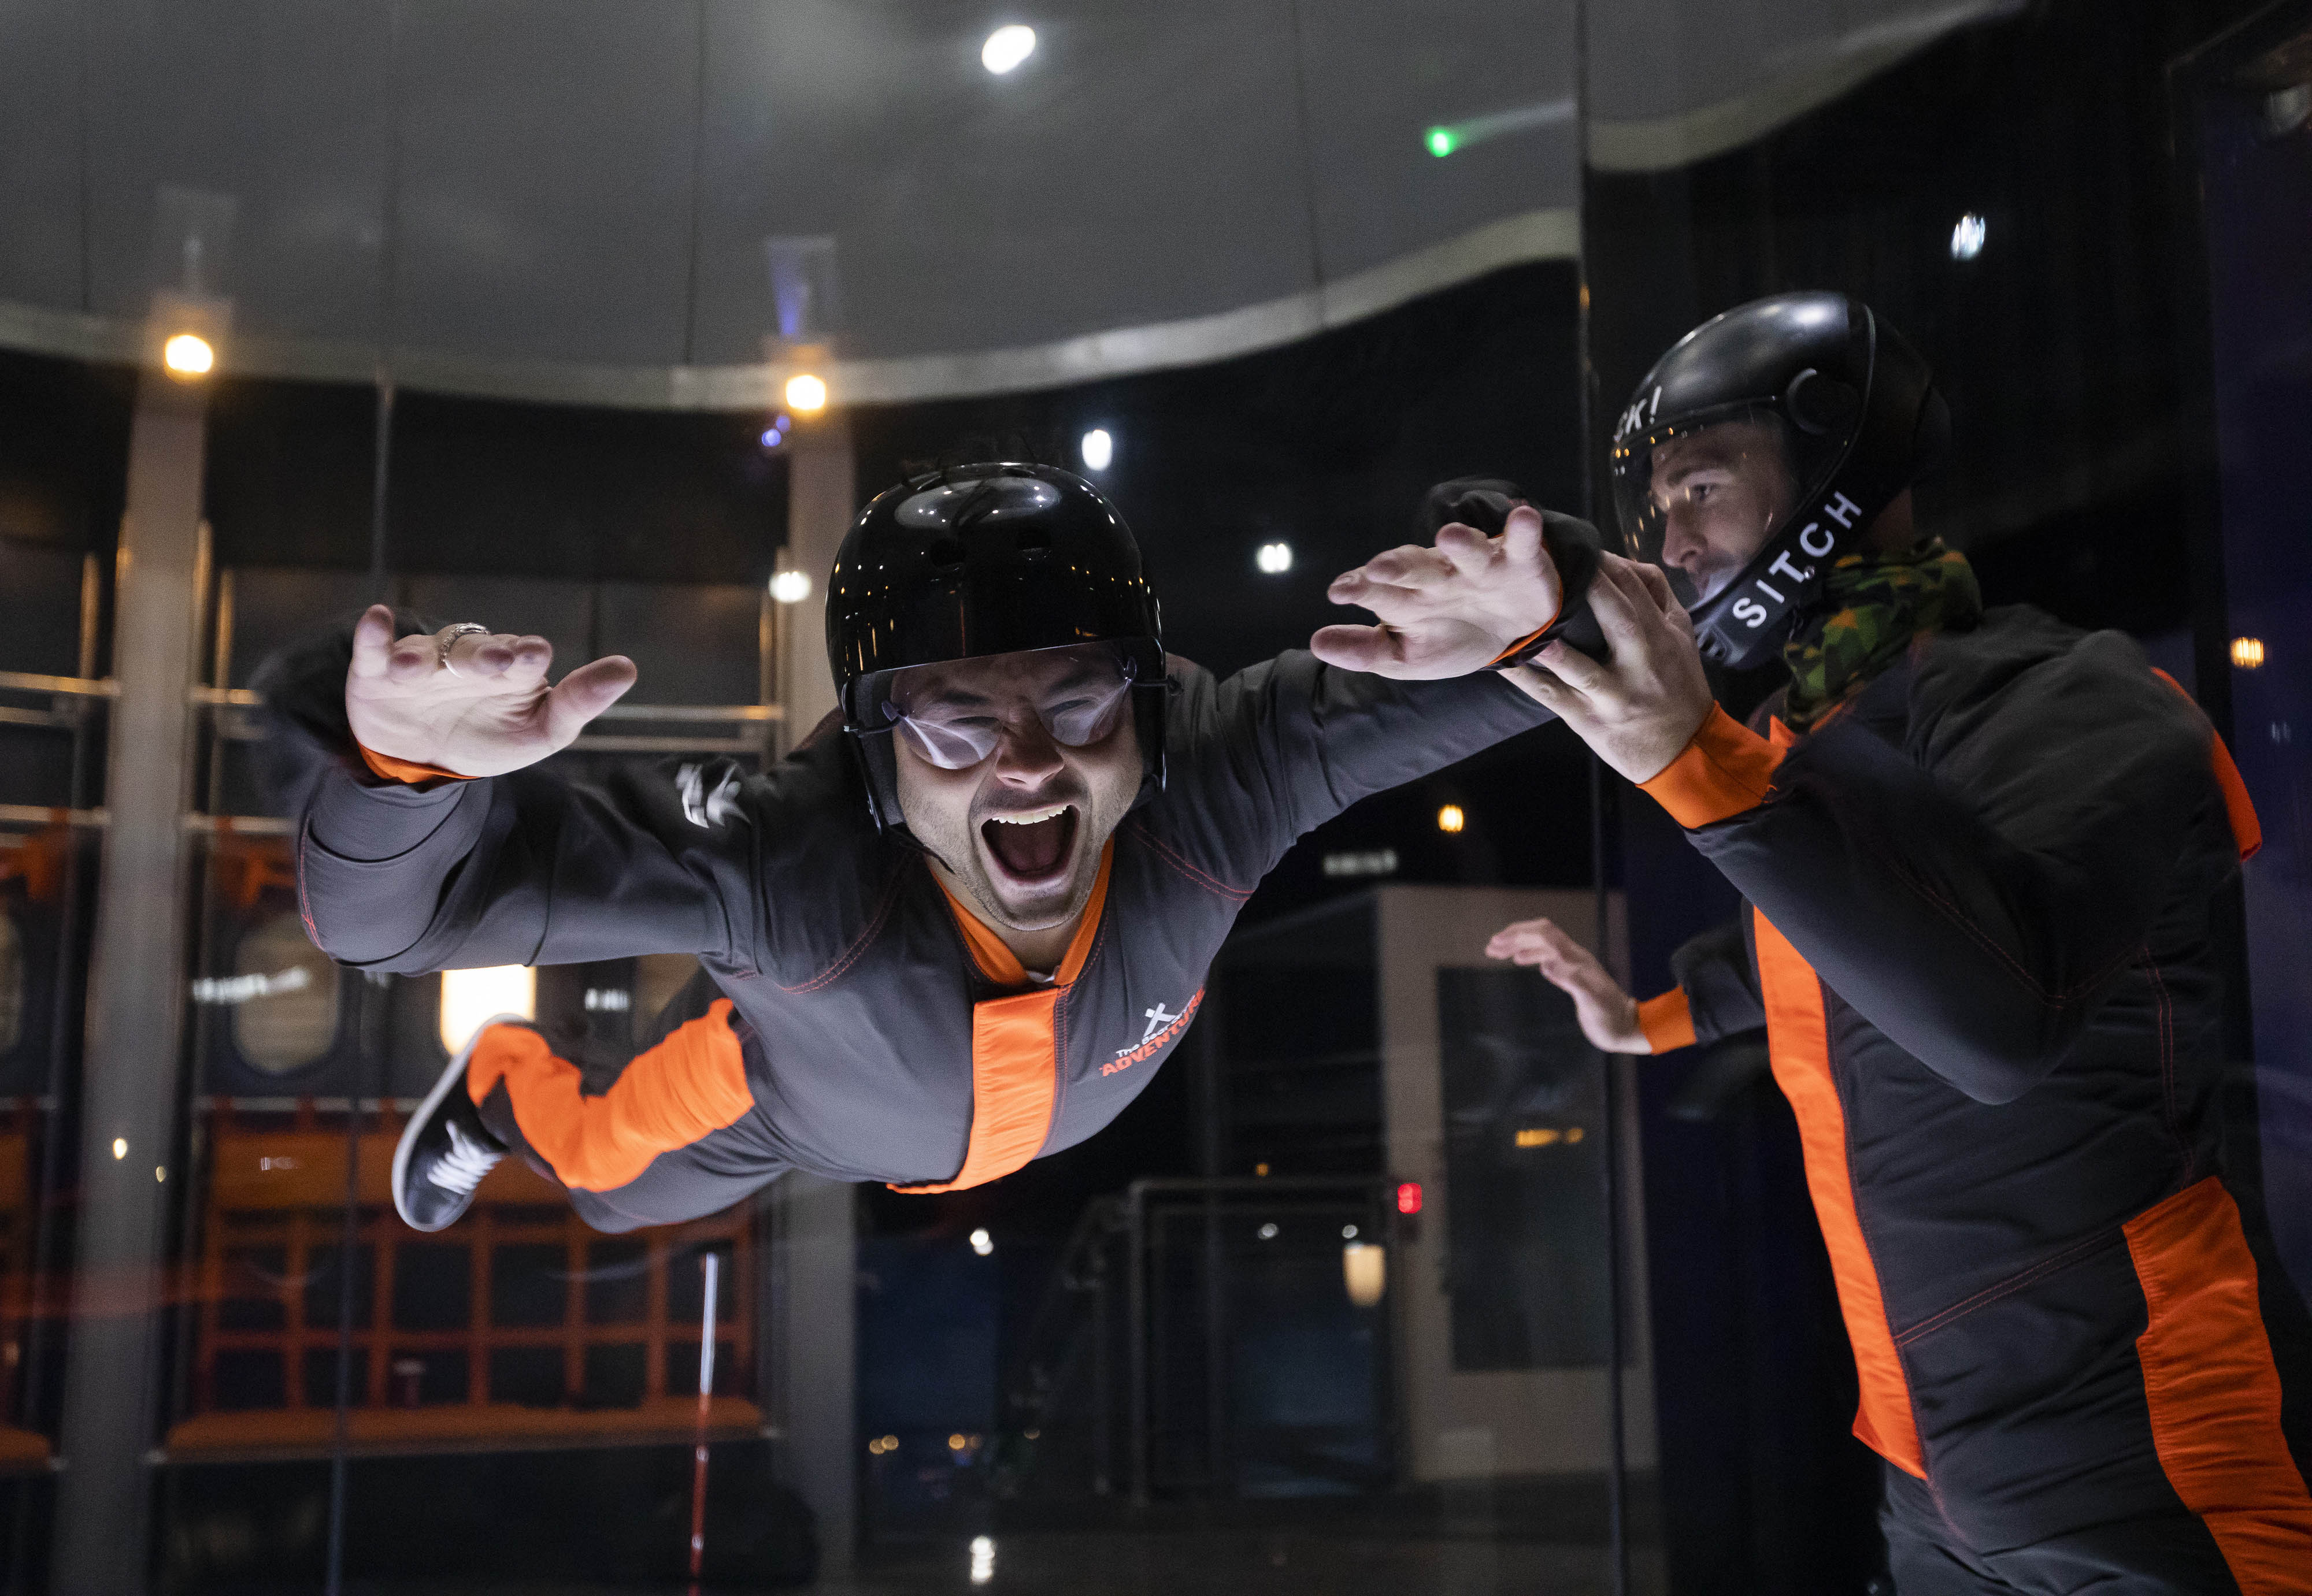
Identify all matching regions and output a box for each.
[1425,127,1457,158]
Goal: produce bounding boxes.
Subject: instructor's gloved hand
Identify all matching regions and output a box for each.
[1311,495,1566,679]
[345,604,636,778]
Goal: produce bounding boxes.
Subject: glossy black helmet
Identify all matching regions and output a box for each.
[826,462,1166,833]
[1609,292,1949,669]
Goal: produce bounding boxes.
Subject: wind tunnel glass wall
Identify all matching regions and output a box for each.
[3,0,2309,1591]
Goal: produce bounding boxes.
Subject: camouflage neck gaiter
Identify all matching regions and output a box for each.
[1780,539,1981,732]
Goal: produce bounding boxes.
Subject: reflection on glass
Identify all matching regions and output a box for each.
[0,913,19,1056]
[228,913,339,1075]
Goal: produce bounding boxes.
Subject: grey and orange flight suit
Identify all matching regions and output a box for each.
[295,651,1552,1230]
[1629,604,2312,1592]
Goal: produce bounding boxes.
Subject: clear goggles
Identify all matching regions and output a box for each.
[879,643,1139,771]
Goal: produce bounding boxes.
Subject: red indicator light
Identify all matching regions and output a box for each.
[1395,1181,1423,1215]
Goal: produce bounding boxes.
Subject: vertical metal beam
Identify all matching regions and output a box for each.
[53,369,213,1593]
[1126,1187,1150,1506]
[766,415,858,1572]
[770,1174,856,1575]
[781,416,853,738]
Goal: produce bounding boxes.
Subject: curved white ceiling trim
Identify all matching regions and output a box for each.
[1588,0,2016,172]
[0,206,1579,413]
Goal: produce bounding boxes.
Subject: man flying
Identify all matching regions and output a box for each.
[290,464,1588,1234]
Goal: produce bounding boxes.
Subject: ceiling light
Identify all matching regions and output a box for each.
[1079,428,1113,471]
[112,1138,127,1160]
[981,24,1035,74]
[785,373,828,414]
[1256,541,1292,574]
[969,1227,994,1256]
[2233,636,2266,669]
[1950,214,1987,261]
[162,332,214,377]
[1257,1222,1279,1240]
[1436,803,1466,833]
[769,569,813,604]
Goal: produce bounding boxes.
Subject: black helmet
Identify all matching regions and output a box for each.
[826,462,1166,833]
[1609,292,1949,669]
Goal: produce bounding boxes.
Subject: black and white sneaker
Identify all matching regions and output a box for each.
[391,1015,527,1233]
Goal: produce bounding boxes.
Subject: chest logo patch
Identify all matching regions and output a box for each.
[676,762,746,830]
[1104,990,1203,1075]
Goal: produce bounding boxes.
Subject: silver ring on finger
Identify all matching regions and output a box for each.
[433,623,491,677]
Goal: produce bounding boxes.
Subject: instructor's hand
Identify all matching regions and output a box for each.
[345,604,637,778]
[1487,916,1651,1055]
[1310,503,1562,678]
[1510,554,1713,785]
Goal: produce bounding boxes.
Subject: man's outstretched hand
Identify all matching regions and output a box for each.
[1310,503,1562,679]
[345,604,637,778]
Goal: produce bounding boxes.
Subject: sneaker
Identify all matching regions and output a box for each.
[391,1015,527,1232]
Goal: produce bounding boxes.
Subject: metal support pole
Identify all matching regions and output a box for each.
[1089,1271,1112,1497]
[781,414,852,737]
[1126,1189,1149,1506]
[688,1250,720,1594]
[764,410,858,1573]
[770,1174,855,1575]
[53,365,214,1594]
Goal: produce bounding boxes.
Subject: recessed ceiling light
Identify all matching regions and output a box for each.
[1256,541,1292,574]
[982,24,1035,75]
[1950,214,1987,261]
[162,332,214,377]
[1079,428,1113,471]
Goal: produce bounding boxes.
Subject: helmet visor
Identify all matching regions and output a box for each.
[1610,406,1814,610]
[875,641,1139,771]
[1618,377,1868,606]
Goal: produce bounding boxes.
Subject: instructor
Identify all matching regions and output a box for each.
[1436,294,2311,1593]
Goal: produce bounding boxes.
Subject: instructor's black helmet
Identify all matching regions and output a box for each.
[826,462,1166,834]
[1609,292,1949,670]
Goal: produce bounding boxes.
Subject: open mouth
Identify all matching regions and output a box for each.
[980,803,1080,886]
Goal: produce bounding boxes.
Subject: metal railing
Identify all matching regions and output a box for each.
[1010,1176,1398,1506]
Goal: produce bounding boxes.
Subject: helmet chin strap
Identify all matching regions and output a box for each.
[1687,481,1872,669]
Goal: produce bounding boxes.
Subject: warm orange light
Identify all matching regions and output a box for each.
[2233,636,2266,669]
[1342,1242,1387,1308]
[162,332,215,377]
[1515,1127,1562,1148]
[1436,804,1466,834]
[785,373,828,414]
